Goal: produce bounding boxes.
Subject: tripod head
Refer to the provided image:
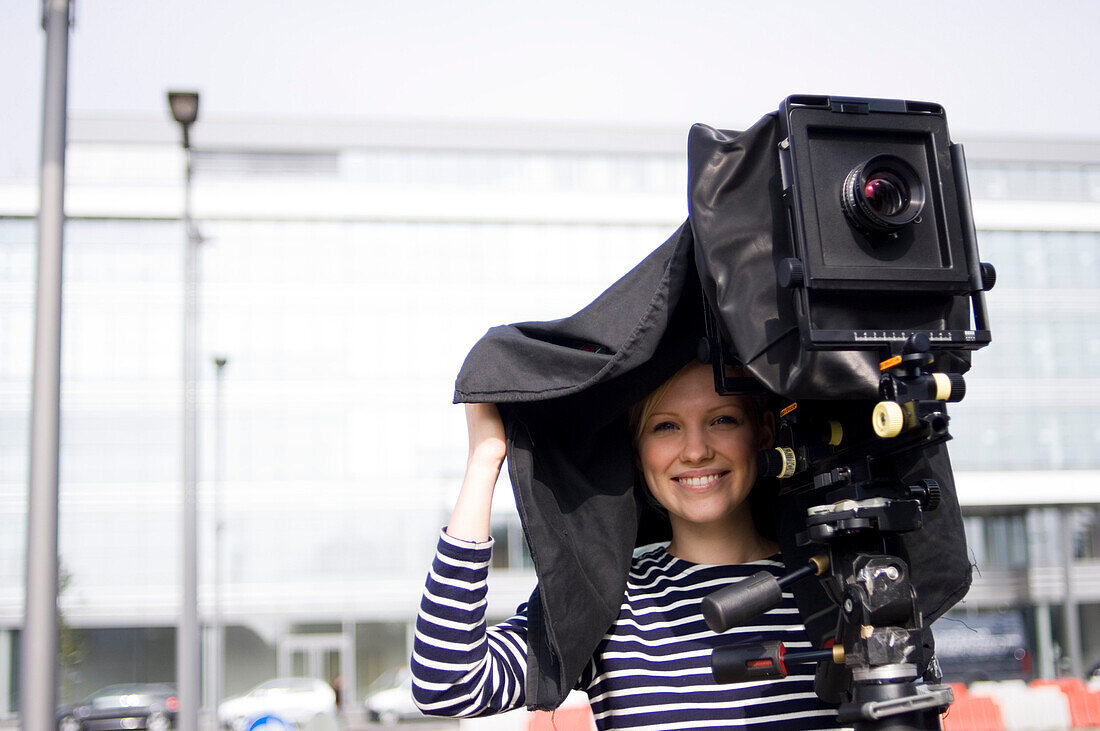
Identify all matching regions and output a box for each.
[702,334,969,729]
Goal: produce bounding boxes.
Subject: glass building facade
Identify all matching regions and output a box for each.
[0,117,1097,715]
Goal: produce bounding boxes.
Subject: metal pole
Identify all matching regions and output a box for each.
[22,1,70,728]
[1060,507,1083,677]
[0,630,11,717]
[179,128,201,731]
[342,619,356,711]
[213,356,228,721]
[1035,603,1055,679]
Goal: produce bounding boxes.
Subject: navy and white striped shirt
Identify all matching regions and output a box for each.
[413,530,845,729]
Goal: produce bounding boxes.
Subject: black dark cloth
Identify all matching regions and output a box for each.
[453,114,971,711]
[456,223,703,708]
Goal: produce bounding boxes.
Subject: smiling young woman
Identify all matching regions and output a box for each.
[632,360,777,566]
[411,359,847,730]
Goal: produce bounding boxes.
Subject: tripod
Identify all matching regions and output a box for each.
[703,335,961,730]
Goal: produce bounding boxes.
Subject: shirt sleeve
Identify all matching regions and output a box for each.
[411,529,529,717]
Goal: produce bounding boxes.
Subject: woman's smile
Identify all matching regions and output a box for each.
[673,469,730,491]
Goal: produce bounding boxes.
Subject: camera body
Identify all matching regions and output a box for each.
[775,94,991,352]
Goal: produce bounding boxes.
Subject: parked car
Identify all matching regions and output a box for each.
[363,671,425,724]
[56,683,178,731]
[218,677,339,730]
[932,610,1031,683]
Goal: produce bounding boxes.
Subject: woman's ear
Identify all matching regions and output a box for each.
[758,411,776,450]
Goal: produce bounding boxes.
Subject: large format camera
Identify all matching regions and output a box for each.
[454,94,996,726]
[692,96,995,730]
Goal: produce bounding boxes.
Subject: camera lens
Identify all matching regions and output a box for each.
[842,155,925,234]
[863,175,906,216]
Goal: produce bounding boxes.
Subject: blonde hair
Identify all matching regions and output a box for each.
[628,361,766,447]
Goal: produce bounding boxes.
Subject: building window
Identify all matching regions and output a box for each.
[964,512,1029,570]
[490,520,533,570]
[1070,507,1100,560]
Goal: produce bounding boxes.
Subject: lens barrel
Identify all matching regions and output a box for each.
[841,155,926,234]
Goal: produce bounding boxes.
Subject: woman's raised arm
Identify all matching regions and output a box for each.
[413,402,528,718]
[445,403,506,543]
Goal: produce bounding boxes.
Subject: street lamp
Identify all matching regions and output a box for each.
[167,92,199,147]
[168,88,201,731]
[212,355,229,722]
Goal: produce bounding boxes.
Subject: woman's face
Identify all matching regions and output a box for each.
[636,362,772,532]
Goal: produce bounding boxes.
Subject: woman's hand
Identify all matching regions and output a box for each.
[446,403,506,543]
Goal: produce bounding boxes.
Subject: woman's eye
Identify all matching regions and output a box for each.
[713,415,741,426]
[652,421,677,432]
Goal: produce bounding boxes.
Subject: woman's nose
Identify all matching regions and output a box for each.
[680,428,713,462]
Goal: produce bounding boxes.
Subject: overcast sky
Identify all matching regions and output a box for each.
[2,0,1098,176]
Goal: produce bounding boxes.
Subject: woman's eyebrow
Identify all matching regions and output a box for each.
[647,410,678,420]
[648,404,746,420]
[702,403,748,413]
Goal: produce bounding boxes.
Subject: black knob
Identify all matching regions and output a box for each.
[778,258,805,288]
[924,479,942,511]
[904,332,931,354]
[980,262,997,291]
[947,373,966,403]
[909,478,941,511]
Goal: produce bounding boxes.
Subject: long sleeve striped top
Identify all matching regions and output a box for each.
[412,530,846,729]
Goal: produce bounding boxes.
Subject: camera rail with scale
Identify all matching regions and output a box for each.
[699,95,997,730]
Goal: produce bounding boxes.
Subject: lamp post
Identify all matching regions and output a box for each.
[22,1,71,729]
[212,355,228,722]
[168,89,201,731]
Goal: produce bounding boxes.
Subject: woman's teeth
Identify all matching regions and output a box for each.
[678,474,721,488]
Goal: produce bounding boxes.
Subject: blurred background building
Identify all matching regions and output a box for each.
[0,112,1098,718]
